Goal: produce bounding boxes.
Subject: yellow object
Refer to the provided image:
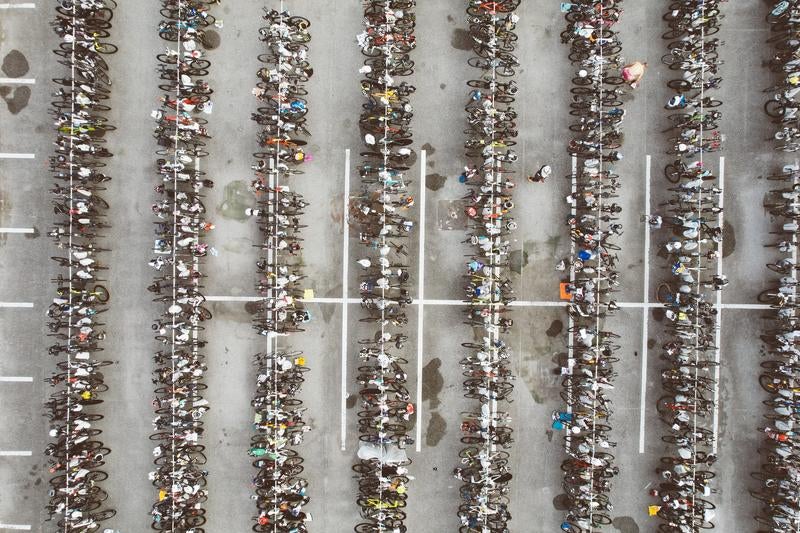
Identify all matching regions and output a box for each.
[295,357,306,367]
[303,289,314,300]
[648,505,660,516]
[159,489,167,501]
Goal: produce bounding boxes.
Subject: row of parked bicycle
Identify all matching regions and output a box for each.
[45,0,118,531]
[247,6,313,532]
[351,1,417,532]
[754,1,800,531]
[456,0,520,531]
[654,0,726,531]
[147,1,217,531]
[764,0,800,152]
[557,0,626,531]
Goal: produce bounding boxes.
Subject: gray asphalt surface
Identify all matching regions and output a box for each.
[0,0,781,532]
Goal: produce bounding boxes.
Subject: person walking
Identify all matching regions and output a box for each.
[622,61,648,88]
[528,164,551,183]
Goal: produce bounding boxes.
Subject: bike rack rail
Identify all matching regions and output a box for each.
[46,0,117,530]
[248,1,313,530]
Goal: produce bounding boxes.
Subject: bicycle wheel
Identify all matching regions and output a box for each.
[95,42,118,54]
[667,79,692,91]
[765,99,785,118]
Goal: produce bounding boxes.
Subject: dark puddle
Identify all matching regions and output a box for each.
[2,50,29,78]
[652,308,665,322]
[508,249,529,274]
[439,83,446,90]
[552,494,571,511]
[202,30,221,50]
[546,319,563,337]
[612,516,640,533]
[422,357,443,409]
[451,29,472,50]
[647,338,656,349]
[425,411,446,447]
[427,173,446,191]
[421,142,436,155]
[721,219,735,258]
[3,86,30,114]
[244,301,260,315]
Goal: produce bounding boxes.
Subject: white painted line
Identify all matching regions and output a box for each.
[0,153,34,159]
[0,3,36,8]
[0,525,32,531]
[205,295,259,302]
[416,150,426,453]
[712,156,724,455]
[0,377,33,382]
[0,451,32,456]
[0,228,34,234]
[0,78,34,85]
[0,302,33,308]
[639,155,651,454]
[341,148,350,452]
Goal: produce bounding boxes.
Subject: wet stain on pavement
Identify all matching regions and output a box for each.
[320,286,340,323]
[647,338,656,349]
[426,173,447,191]
[217,180,255,221]
[425,411,446,447]
[722,219,735,258]
[422,357,443,409]
[440,83,446,90]
[421,142,435,155]
[553,493,570,511]
[546,319,563,337]
[2,50,29,78]
[447,14,455,23]
[202,29,221,50]
[3,86,30,114]
[244,301,260,315]
[346,395,356,409]
[451,28,473,51]
[508,249,529,274]
[612,516,640,533]
[652,308,665,322]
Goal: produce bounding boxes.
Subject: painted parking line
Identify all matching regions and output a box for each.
[0,377,33,382]
[0,3,36,8]
[0,228,35,234]
[0,525,32,531]
[0,451,32,456]
[0,153,34,159]
[639,155,651,454]
[341,148,350,452]
[415,150,426,453]
[0,78,34,85]
[0,302,33,308]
